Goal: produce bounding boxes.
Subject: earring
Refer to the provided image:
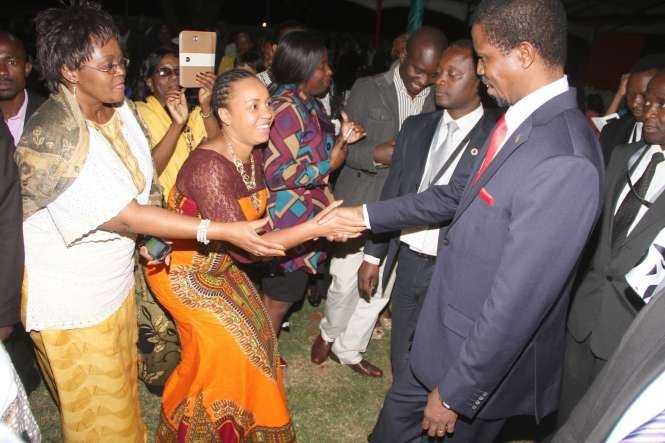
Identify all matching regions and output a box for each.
[73,84,77,96]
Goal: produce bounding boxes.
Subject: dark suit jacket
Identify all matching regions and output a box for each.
[25,91,45,122]
[0,118,24,327]
[599,115,636,166]
[567,142,665,360]
[364,107,500,287]
[366,88,604,420]
[334,67,435,206]
[554,289,665,443]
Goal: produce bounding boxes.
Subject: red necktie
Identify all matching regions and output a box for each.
[472,114,507,185]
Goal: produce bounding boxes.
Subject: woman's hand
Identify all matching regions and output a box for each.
[339,111,366,144]
[214,218,286,257]
[311,200,367,241]
[196,72,216,116]
[330,112,365,170]
[165,88,189,126]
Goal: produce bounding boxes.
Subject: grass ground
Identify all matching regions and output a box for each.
[28,302,392,442]
[28,301,549,442]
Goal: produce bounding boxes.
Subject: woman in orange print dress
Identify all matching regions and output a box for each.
[146,69,365,442]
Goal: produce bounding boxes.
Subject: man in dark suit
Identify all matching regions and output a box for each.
[323,0,603,440]
[0,31,45,145]
[0,31,42,395]
[311,27,446,377]
[0,118,24,352]
[560,69,665,425]
[359,39,499,379]
[598,55,665,165]
[554,286,665,442]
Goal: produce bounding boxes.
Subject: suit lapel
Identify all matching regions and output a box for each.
[451,118,531,226]
[411,114,442,193]
[377,70,400,136]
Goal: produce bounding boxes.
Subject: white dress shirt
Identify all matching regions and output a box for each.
[629,122,643,144]
[398,105,484,256]
[4,90,28,145]
[363,76,570,232]
[613,145,665,237]
[606,364,665,443]
[393,66,431,130]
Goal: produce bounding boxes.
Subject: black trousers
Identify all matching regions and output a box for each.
[390,245,435,379]
[557,332,607,427]
[371,365,506,443]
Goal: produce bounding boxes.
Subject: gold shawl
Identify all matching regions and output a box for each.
[15,85,162,219]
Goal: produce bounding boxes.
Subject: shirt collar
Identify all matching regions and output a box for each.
[505,76,569,134]
[393,65,430,101]
[6,89,28,122]
[442,104,484,132]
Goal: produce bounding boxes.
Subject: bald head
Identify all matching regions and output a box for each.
[406,26,447,56]
[399,26,448,97]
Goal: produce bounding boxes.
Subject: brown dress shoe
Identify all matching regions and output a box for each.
[310,334,332,364]
[347,359,383,377]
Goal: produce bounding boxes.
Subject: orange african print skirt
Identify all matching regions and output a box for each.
[146,190,295,442]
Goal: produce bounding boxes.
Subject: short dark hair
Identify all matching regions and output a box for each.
[630,53,665,74]
[449,39,474,51]
[34,1,119,92]
[471,0,567,67]
[234,50,263,72]
[0,31,27,60]
[211,68,257,111]
[271,30,326,86]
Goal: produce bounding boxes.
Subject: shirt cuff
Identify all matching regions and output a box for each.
[363,254,381,265]
[362,204,372,229]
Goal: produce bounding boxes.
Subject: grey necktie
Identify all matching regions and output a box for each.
[422,120,458,189]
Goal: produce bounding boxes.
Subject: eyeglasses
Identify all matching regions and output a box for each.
[156,66,179,78]
[81,57,130,74]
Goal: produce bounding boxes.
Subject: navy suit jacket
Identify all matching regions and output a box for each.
[366,88,604,420]
[364,108,500,287]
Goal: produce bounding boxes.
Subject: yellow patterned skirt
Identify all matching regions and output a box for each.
[29,292,146,442]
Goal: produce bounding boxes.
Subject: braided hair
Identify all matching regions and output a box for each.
[211,68,257,111]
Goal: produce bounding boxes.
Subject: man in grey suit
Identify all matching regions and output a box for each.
[359,39,500,380]
[310,27,446,377]
[554,283,665,442]
[324,0,603,440]
[559,69,665,425]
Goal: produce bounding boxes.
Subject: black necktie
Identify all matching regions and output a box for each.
[613,151,665,245]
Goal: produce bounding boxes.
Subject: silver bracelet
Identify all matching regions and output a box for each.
[196,219,211,244]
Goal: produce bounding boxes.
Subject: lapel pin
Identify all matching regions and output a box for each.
[470,147,479,156]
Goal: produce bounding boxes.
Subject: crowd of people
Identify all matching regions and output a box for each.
[1,0,665,442]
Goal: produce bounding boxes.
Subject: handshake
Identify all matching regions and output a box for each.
[312,201,367,242]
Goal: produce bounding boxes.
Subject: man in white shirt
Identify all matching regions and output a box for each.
[561,69,665,426]
[310,27,445,377]
[359,39,499,379]
[599,55,665,165]
[323,0,604,440]
[0,32,44,146]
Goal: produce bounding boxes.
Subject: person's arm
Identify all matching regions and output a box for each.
[605,73,629,116]
[437,157,601,419]
[150,90,188,175]
[0,123,23,340]
[195,71,220,139]
[343,78,387,172]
